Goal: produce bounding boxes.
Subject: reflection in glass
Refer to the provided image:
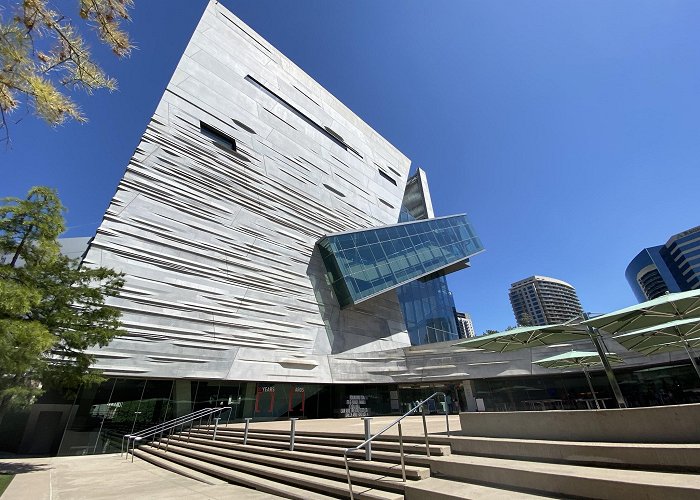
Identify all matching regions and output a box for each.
[319,214,483,308]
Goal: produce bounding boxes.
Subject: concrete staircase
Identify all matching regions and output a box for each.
[409,436,700,500]
[132,424,700,499]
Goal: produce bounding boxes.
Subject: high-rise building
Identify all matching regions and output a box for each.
[626,226,700,302]
[509,276,584,326]
[455,312,476,338]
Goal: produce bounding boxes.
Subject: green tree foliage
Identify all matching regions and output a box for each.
[0,186,124,416]
[481,325,518,336]
[0,0,133,133]
[516,312,534,327]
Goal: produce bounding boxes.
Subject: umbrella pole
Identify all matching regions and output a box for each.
[681,339,700,380]
[583,316,627,408]
[582,365,600,410]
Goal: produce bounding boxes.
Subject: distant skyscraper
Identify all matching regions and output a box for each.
[626,226,700,302]
[509,276,584,326]
[455,312,476,338]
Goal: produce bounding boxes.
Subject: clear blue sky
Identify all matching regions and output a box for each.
[4,0,699,334]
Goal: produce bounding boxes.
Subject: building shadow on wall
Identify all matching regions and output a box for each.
[306,246,408,354]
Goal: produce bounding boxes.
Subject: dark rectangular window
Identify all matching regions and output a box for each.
[378,169,397,186]
[200,122,236,151]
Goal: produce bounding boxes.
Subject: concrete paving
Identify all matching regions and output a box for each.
[0,453,276,499]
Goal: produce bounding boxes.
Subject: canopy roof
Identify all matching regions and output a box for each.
[614,317,700,356]
[455,324,590,353]
[583,289,700,335]
[533,350,623,369]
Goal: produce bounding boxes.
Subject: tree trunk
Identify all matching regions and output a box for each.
[9,224,34,268]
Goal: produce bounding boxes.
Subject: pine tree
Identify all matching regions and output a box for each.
[0,186,124,418]
[0,0,133,136]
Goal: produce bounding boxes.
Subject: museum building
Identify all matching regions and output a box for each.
[3,2,699,457]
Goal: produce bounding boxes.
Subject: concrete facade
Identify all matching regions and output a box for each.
[83,1,419,383]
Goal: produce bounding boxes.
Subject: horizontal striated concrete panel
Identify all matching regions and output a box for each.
[84,1,413,381]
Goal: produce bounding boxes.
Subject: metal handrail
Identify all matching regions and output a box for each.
[342,392,450,499]
[121,407,213,457]
[123,406,231,462]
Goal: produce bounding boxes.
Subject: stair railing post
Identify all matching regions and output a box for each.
[165,426,171,453]
[289,418,298,451]
[213,417,221,441]
[361,417,372,461]
[398,421,406,482]
[123,411,140,456]
[344,449,354,500]
[421,404,431,458]
[131,437,142,463]
[243,417,251,445]
[441,392,451,437]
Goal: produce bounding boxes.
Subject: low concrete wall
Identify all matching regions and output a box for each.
[458,403,700,443]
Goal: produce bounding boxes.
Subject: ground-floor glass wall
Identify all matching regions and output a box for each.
[471,361,700,412]
[55,379,465,456]
[48,360,700,456]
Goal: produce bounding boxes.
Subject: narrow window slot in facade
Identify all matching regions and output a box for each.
[323,184,346,198]
[245,75,362,158]
[200,121,236,151]
[378,169,397,186]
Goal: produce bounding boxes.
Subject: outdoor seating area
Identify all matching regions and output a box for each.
[472,360,700,412]
[459,289,700,413]
[491,397,616,412]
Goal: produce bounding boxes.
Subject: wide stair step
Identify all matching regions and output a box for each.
[429,453,700,499]
[216,426,454,446]
[185,429,441,466]
[404,477,554,500]
[448,435,700,472]
[167,434,430,480]
[136,443,402,499]
[160,438,411,492]
[200,427,451,456]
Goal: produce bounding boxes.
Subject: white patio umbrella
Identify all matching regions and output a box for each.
[457,323,628,408]
[533,351,623,409]
[613,317,700,379]
[583,290,700,334]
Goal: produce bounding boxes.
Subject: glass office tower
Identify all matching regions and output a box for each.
[626,226,700,302]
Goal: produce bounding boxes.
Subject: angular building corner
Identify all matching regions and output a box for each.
[80,1,482,384]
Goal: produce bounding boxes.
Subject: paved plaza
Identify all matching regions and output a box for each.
[0,452,276,500]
